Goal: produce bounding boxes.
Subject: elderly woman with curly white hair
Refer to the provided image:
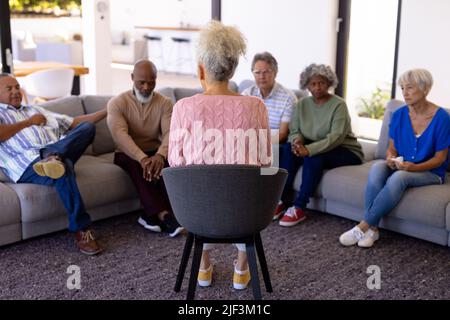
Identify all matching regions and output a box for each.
[168,21,271,290]
[274,63,364,227]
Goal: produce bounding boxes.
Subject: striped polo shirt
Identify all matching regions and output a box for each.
[242,82,297,129]
[0,103,73,182]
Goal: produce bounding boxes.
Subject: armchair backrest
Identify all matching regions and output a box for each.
[162,165,287,239]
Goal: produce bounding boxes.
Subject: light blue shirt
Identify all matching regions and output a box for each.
[0,103,73,182]
[242,82,297,129]
[389,106,450,181]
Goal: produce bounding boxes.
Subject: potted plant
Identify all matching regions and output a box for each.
[357,87,390,139]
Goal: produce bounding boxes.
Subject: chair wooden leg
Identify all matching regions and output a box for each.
[187,236,203,300]
[255,233,273,292]
[246,241,262,300]
[174,232,194,292]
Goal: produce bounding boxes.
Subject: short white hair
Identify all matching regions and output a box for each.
[196,20,246,82]
[398,69,433,94]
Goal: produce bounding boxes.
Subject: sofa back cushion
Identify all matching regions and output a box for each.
[375,99,405,159]
[38,96,85,117]
[81,95,115,155]
[156,87,176,103]
[174,87,203,101]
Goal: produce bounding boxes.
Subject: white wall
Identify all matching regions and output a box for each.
[109,0,211,36]
[11,17,82,41]
[222,0,339,89]
[82,0,113,94]
[396,0,450,107]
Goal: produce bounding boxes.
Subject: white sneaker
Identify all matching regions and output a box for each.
[357,229,380,248]
[138,217,162,233]
[339,226,365,246]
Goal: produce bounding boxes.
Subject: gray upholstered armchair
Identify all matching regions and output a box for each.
[162,165,287,300]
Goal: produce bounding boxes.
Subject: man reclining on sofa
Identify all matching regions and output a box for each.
[0,73,107,255]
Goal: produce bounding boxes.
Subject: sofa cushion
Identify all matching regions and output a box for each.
[81,95,116,155]
[0,169,12,183]
[228,80,238,93]
[156,87,176,103]
[0,183,21,226]
[174,87,203,101]
[374,99,405,159]
[38,96,85,117]
[9,155,138,223]
[322,160,450,229]
[322,161,376,209]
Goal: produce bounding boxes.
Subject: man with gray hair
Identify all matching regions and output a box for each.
[242,52,298,220]
[242,52,297,143]
[107,59,184,238]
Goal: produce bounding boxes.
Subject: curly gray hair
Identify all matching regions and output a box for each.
[299,63,338,90]
[398,69,433,95]
[196,20,247,82]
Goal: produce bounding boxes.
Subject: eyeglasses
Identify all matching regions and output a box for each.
[252,69,273,77]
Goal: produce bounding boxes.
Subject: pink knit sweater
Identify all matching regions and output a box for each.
[168,94,272,167]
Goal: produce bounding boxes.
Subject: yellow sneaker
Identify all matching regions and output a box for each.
[197,264,213,287]
[233,261,250,290]
[33,155,65,179]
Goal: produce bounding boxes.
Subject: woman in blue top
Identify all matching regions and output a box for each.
[340,69,450,248]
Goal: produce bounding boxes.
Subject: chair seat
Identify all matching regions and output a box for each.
[143,35,162,41]
[171,37,190,43]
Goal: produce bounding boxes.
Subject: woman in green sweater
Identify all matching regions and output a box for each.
[274,63,364,226]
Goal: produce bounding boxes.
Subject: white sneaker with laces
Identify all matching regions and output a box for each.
[357,229,379,248]
[339,226,365,246]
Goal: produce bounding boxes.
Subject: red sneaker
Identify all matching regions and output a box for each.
[279,206,307,227]
[273,201,287,220]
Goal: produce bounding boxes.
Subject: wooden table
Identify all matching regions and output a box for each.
[14,61,89,95]
[135,26,201,32]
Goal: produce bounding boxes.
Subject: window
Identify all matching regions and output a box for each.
[345,0,399,140]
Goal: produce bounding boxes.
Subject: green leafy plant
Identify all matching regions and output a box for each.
[9,0,81,16]
[357,87,390,120]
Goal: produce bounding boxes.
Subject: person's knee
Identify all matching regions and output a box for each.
[81,121,96,137]
[368,161,390,183]
[386,171,409,188]
[371,161,389,173]
[303,154,323,169]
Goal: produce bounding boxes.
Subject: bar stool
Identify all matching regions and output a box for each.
[143,35,165,71]
[169,36,194,75]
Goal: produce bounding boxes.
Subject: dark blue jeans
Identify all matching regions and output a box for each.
[281,144,362,209]
[18,122,96,232]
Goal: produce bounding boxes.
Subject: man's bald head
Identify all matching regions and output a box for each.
[131,60,157,102]
[0,74,23,108]
[133,59,157,75]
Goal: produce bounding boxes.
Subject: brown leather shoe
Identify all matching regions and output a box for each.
[33,155,65,179]
[75,229,103,255]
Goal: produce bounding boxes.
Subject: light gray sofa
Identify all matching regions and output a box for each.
[292,100,450,246]
[1,88,449,249]
[0,95,142,246]
[0,86,214,247]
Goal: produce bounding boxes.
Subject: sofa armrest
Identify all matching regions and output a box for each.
[0,169,12,183]
[358,138,377,162]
